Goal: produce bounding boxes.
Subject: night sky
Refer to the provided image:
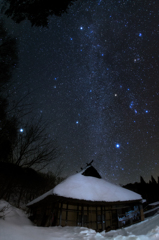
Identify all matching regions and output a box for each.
[4,0,159,184]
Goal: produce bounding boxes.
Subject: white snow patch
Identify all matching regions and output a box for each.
[149,201,159,206]
[0,199,32,226]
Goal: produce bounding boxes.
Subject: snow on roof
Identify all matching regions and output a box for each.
[53,171,142,202]
[27,166,142,206]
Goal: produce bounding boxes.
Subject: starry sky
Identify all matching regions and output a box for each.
[3,0,159,185]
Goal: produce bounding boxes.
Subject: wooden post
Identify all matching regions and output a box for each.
[76,204,79,226]
[65,203,68,225]
[96,206,98,231]
[81,205,84,226]
[104,206,106,230]
[59,203,63,226]
[140,204,144,221]
[101,206,105,231]
[87,205,89,228]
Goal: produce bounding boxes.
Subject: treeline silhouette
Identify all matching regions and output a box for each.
[0,162,64,208]
[0,21,63,209]
[123,176,159,204]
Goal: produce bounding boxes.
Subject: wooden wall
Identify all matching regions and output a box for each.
[28,198,143,232]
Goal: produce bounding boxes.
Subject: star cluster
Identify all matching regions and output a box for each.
[5,0,159,184]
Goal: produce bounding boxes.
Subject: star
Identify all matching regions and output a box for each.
[6,0,159,185]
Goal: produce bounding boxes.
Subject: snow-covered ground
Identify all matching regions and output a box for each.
[1,200,159,240]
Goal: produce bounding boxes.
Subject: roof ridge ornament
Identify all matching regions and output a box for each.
[86,160,94,167]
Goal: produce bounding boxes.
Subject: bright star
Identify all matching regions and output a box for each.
[20,128,24,133]
[116,144,120,148]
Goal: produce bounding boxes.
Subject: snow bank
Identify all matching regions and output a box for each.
[0,199,32,226]
[149,201,159,206]
[1,200,159,240]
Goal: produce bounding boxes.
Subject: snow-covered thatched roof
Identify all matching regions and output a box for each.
[27,166,142,206]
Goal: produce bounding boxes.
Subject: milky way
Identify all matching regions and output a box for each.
[4,0,159,184]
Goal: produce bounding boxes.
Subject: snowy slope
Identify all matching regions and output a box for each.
[0,200,32,226]
[1,200,159,240]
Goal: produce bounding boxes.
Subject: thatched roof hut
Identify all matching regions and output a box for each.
[27,165,144,231]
